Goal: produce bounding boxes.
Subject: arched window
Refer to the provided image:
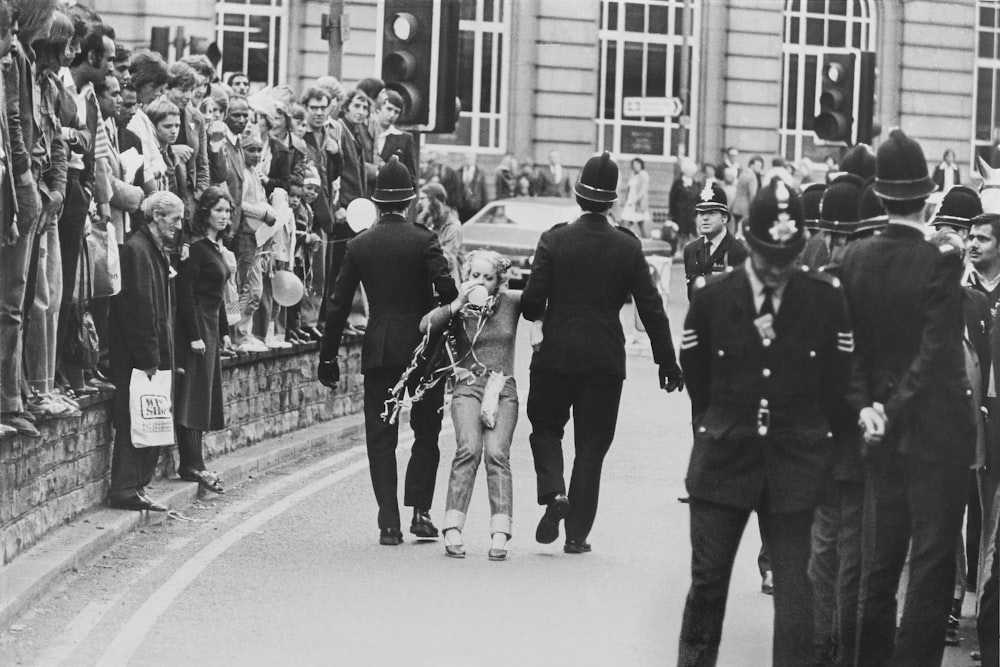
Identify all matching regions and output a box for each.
[215,0,289,87]
[780,0,875,162]
[597,0,699,162]
[975,0,1000,163]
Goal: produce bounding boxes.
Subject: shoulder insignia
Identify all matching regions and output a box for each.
[681,328,699,350]
[837,330,855,353]
[616,225,637,239]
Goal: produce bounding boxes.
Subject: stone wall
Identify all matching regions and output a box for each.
[0,338,363,565]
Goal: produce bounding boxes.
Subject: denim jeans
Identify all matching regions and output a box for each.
[443,375,518,537]
[232,231,263,343]
[24,223,61,394]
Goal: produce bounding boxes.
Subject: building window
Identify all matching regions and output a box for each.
[975,0,1000,164]
[215,0,288,87]
[427,0,510,153]
[596,0,698,162]
[780,0,875,163]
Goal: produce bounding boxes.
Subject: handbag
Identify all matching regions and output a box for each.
[65,242,101,370]
[128,369,175,447]
[88,222,121,297]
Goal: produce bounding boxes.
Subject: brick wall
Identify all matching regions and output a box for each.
[0,339,364,565]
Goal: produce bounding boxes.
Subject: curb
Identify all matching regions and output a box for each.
[0,413,365,632]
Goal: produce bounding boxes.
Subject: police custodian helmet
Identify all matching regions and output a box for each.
[743,178,807,264]
[574,150,619,203]
[371,155,416,204]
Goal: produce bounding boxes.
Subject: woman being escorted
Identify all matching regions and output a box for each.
[419,250,521,560]
[173,187,233,494]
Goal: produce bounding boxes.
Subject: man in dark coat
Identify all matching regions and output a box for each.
[677,179,853,667]
[455,152,488,222]
[534,149,572,198]
[375,89,417,183]
[521,150,684,554]
[108,191,184,512]
[682,181,747,298]
[842,128,975,666]
[318,156,457,545]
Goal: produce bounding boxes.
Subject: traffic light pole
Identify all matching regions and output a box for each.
[325,0,345,78]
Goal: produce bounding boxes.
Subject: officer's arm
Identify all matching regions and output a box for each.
[521,230,552,321]
[680,288,711,418]
[821,288,855,432]
[423,233,458,303]
[631,245,677,368]
[320,245,361,362]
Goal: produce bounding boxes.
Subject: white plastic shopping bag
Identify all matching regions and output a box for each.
[106,224,121,295]
[129,369,175,447]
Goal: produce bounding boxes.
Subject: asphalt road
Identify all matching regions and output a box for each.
[0,263,982,666]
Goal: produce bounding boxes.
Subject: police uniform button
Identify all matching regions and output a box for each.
[827,432,833,438]
[698,426,707,433]
[760,399,769,408]
[809,350,817,358]
[762,338,772,348]
[762,368,772,378]
[717,350,725,357]
[967,389,973,396]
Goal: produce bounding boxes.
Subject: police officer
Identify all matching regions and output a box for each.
[677,178,853,667]
[930,184,983,238]
[682,181,747,298]
[842,128,974,666]
[522,151,684,554]
[317,156,458,545]
[798,182,829,268]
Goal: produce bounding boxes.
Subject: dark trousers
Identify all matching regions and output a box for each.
[109,422,161,499]
[855,453,967,667]
[362,367,444,530]
[978,522,999,667]
[678,499,815,667]
[526,370,623,542]
[836,480,865,667]
[176,426,206,472]
[809,483,841,665]
[56,174,90,381]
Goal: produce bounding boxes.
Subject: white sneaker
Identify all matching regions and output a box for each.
[264,337,292,350]
[237,340,266,353]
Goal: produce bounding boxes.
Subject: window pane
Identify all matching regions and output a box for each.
[493,34,503,113]
[603,127,614,152]
[624,3,645,32]
[622,41,643,98]
[461,0,476,21]
[434,116,472,146]
[829,0,847,16]
[786,55,799,129]
[457,31,475,114]
[480,33,494,113]
[272,17,281,84]
[977,68,993,141]
[853,23,861,48]
[484,0,495,22]
[828,19,846,47]
[807,0,825,15]
[649,4,669,34]
[247,16,271,82]
[981,6,996,30]
[221,30,244,74]
[994,69,1000,138]
[853,0,865,18]
[622,125,664,156]
[224,13,243,26]
[479,118,490,146]
[802,54,817,131]
[646,42,667,98]
[671,44,688,99]
[788,16,800,43]
[602,40,617,120]
[806,17,824,45]
[981,30,995,60]
[792,0,801,12]
[606,1,618,30]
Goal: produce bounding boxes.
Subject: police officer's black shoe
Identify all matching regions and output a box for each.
[379,527,404,545]
[535,494,570,544]
[563,540,592,554]
[409,509,439,538]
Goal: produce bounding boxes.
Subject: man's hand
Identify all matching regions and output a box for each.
[207,120,227,144]
[4,222,19,247]
[144,366,158,379]
[191,339,206,355]
[659,363,685,393]
[859,402,886,448]
[41,191,64,230]
[317,359,339,388]
[172,144,194,163]
[97,202,111,224]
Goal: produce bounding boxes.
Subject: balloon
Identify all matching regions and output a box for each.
[346,198,378,233]
[271,270,304,307]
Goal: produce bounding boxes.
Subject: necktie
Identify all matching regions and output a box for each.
[760,287,775,317]
[699,240,711,271]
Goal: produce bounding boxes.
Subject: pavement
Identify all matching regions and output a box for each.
[0,412,365,633]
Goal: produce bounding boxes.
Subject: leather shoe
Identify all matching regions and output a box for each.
[410,509,439,538]
[379,527,403,545]
[488,547,508,561]
[563,540,592,554]
[110,493,168,512]
[535,494,570,544]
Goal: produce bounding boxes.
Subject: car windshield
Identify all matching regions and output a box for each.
[475,202,578,230]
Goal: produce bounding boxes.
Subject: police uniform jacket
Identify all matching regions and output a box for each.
[321,213,458,372]
[680,266,853,513]
[682,231,748,297]
[521,213,678,378]
[841,224,975,465]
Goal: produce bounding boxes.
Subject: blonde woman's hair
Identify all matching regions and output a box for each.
[461,249,512,290]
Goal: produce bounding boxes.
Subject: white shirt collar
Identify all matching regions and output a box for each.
[745,258,787,314]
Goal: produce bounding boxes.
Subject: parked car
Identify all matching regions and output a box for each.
[461,197,673,300]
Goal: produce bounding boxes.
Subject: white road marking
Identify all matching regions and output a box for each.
[94,427,448,667]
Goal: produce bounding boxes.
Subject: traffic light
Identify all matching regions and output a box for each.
[379,0,460,133]
[814,53,855,144]
[814,51,878,146]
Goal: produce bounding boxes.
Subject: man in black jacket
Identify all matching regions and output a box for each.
[317,157,457,545]
[521,151,684,554]
[842,128,974,666]
[682,181,747,298]
[108,192,184,512]
[677,180,853,666]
